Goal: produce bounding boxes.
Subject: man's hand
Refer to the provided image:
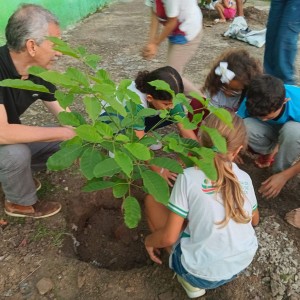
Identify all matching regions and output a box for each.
[258,173,289,199]
[62,127,76,140]
[142,43,158,60]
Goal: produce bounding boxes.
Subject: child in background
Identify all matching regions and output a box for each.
[203,49,262,111]
[116,66,199,186]
[189,49,262,135]
[144,113,259,298]
[214,0,237,23]
[128,66,198,141]
[237,75,300,199]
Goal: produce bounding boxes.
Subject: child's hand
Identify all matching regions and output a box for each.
[258,173,289,199]
[142,43,158,60]
[145,245,162,264]
[160,168,178,187]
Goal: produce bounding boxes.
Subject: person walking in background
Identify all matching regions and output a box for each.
[142,0,203,94]
[144,113,259,298]
[264,0,300,85]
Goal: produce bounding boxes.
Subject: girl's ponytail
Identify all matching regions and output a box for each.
[201,113,251,227]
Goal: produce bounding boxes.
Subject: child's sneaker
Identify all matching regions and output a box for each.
[177,275,206,298]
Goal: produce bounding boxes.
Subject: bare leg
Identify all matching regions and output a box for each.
[215,3,226,22]
[236,0,244,16]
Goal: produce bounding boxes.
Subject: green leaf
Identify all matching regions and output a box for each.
[149,157,183,174]
[190,146,215,159]
[173,93,193,113]
[93,83,115,95]
[114,151,133,177]
[95,121,113,139]
[60,136,82,148]
[95,69,110,81]
[71,112,87,125]
[159,110,169,119]
[210,107,233,128]
[142,170,169,204]
[84,54,101,69]
[55,91,74,109]
[37,71,77,87]
[82,179,115,192]
[83,96,101,123]
[0,79,50,93]
[65,67,89,87]
[113,181,129,198]
[137,108,157,117]
[94,158,122,177]
[47,38,80,58]
[174,116,197,130]
[191,157,217,181]
[123,196,141,228]
[47,144,83,171]
[200,125,227,153]
[28,66,47,75]
[115,134,130,143]
[125,89,142,104]
[124,143,151,161]
[76,124,102,143]
[80,148,105,180]
[118,79,132,90]
[168,138,185,153]
[57,111,81,127]
[149,80,174,98]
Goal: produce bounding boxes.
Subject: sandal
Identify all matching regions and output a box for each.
[285,208,300,229]
[254,154,275,168]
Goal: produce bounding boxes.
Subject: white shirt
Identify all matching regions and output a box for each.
[168,164,258,281]
[145,0,203,42]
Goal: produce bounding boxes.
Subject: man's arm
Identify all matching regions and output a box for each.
[43,100,71,117]
[0,104,75,144]
[259,161,300,199]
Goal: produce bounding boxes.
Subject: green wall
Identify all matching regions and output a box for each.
[0,0,112,44]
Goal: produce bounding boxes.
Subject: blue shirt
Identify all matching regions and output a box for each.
[237,85,300,124]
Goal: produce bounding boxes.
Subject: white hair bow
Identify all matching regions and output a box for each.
[215,62,235,84]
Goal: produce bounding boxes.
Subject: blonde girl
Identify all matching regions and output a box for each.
[144,113,259,298]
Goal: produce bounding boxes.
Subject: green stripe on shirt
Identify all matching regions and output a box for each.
[168,202,188,218]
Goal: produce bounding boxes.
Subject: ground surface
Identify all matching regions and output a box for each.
[0,0,300,299]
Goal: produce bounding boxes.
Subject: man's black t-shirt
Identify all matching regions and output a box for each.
[0,45,56,124]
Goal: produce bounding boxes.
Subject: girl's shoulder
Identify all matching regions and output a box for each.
[232,163,252,182]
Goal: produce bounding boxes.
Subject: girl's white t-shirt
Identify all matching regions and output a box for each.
[168,164,258,281]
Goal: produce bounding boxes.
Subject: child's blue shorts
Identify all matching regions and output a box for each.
[169,243,239,290]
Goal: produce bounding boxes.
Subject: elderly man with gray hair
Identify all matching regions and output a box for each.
[0,4,75,218]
